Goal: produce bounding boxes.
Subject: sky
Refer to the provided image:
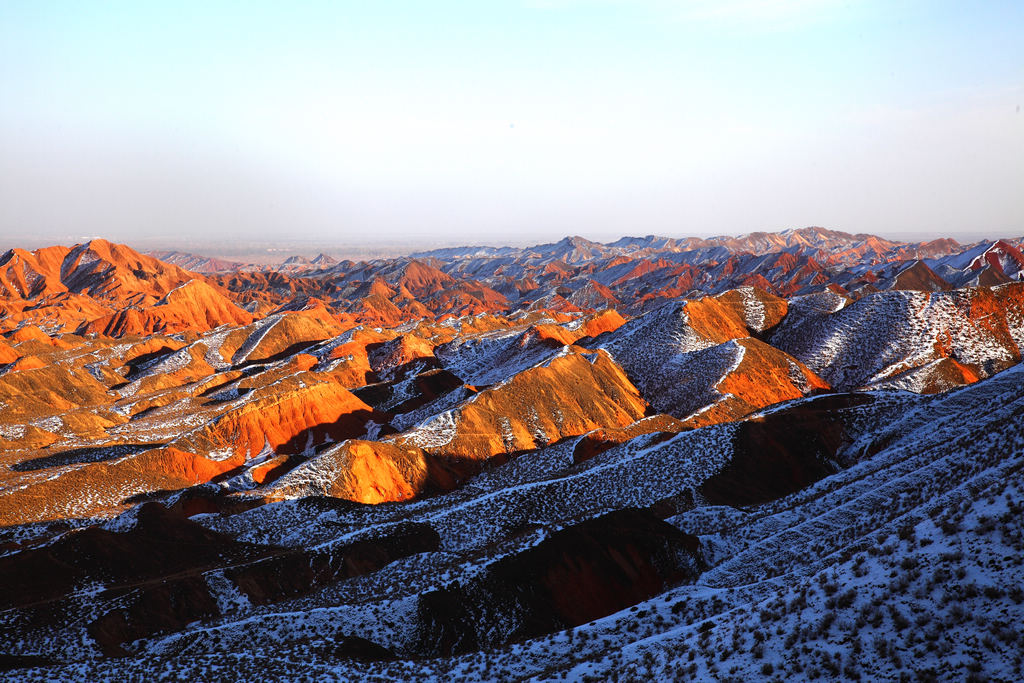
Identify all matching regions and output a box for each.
[0,0,1021,248]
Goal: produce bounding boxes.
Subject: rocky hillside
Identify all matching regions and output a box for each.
[1,230,1022,681]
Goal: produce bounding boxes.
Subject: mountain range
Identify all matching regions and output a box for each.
[1,227,1022,680]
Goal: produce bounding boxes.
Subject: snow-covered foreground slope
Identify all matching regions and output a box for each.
[5,360,1022,681]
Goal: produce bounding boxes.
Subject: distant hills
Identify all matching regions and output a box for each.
[2,227,1021,337]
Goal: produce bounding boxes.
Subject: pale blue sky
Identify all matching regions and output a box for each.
[1,1,1021,246]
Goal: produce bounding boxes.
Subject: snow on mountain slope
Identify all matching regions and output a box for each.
[263,347,649,505]
[432,325,564,386]
[4,232,1024,681]
[769,285,1023,391]
[6,359,1021,681]
[596,293,824,422]
[148,250,246,273]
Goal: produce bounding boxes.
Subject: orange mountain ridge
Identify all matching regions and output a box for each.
[0,237,1022,526]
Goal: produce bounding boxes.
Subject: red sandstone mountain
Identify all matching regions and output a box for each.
[0,239,251,335]
[1,231,1023,679]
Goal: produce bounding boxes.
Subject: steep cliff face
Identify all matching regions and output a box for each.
[415,508,704,656]
[698,393,875,506]
[266,439,438,504]
[176,373,376,461]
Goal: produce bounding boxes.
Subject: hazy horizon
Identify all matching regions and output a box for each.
[2,1,1022,246]
[3,224,1020,265]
